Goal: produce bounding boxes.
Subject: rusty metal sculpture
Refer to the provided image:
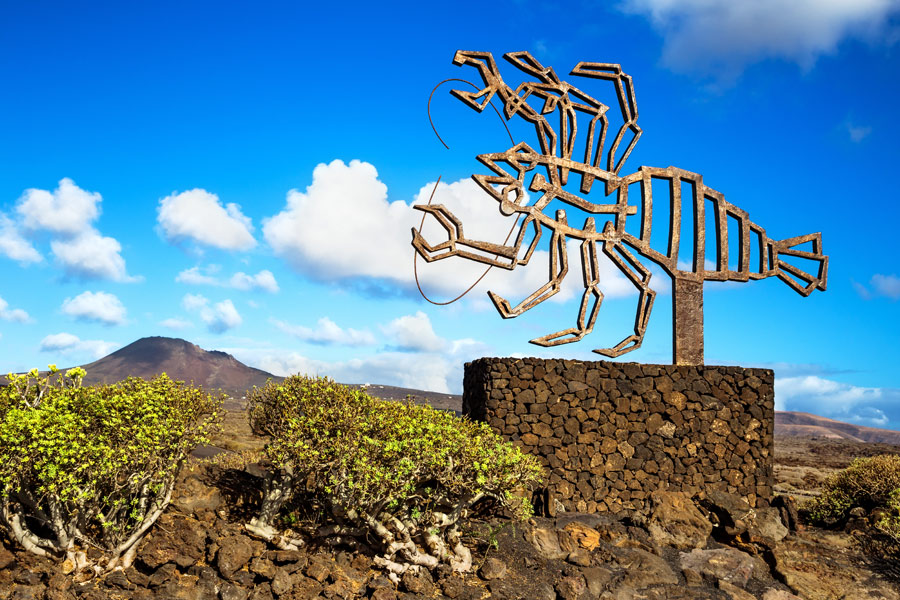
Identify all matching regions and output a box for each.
[412,51,828,365]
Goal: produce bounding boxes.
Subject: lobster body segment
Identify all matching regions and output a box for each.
[413,51,828,365]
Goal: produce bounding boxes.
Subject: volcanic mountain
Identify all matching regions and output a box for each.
[775,411,900,445]
[77,336,280,399]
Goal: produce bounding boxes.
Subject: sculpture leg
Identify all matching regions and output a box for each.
[530,237,604,346]
[593,239,656,357]
[488,228,567,317]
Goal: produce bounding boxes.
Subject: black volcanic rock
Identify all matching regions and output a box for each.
[76,336,280,398]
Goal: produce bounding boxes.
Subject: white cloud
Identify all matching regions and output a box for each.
[0,296,30,323]
[620,0,900,80]
[0,214,42,264]
[61,291,126,325]
[846,122,873,142]
[230,270,279,293]
[40,332,81,351]
[176,266,279,293]
[228,311,493,394]
[203,300,242,333]
[263,160,406,280]
[774,374,900,428]
[272,317,376,346]
[231,348,457,394]
[854,273,900,300]
[157,189,256,251]
[777,375,882,411]
[262,160,632,305]
[181,293,242,333]
[176,266,220,286]
[51,230,136,281]
[182,293,209,311]
[16,177,101,235]
[871,273,900,299]
[9,179,135,281]
[39,332,118,360]
[159,317,193,331]
[381,311,446,352]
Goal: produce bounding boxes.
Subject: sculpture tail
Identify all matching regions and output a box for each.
[771,232,828,296]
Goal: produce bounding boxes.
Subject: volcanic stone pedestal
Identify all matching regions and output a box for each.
[463,358,774,515]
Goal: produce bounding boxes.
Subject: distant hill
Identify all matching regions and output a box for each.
[7,340,900,445]
[77,336,281,399]
[348,383,462,413]
[776,411,900,445]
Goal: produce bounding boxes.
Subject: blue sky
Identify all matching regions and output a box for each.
[1,1,899,429]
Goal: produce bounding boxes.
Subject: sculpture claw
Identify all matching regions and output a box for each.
[593,335,641,358]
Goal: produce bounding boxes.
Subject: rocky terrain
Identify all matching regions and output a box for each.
[3,398,900,599]
[1,451,899,600]
[3,340,900,599]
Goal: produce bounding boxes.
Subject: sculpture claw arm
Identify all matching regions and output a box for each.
[411,204,522,269]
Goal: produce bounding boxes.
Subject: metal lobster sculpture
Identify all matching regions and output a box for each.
[412,51,828,365]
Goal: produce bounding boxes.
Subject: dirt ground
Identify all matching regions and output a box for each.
[774,435,900,501]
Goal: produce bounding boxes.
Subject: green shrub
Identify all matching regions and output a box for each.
[246,375,543,577]
[0,367,221,572]
[806,454,900,527]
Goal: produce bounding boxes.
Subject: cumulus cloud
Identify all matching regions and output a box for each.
[263,160,632,304]
[272,317,376,347]
[0,296,30,323]
[203,300,242,333]
[16,177,101,235]
[39,332,118,360]
[157,189,256,251]
[50,231,137,282]
[619,0,900,80]
[775,373,900,429]
[159,317,193,331]
[181,293,242,333]
[853,273,900,300]
[263,160,405,280]
[0,214,42,264]
[61,291,127,325]
[381,311,447,352]
[176,265,279,293]
[39,332,81,351]
[8,179,135,281]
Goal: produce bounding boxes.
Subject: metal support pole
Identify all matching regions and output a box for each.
[672,277,704,366]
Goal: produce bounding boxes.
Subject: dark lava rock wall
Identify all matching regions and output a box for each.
[463,358,774,514]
